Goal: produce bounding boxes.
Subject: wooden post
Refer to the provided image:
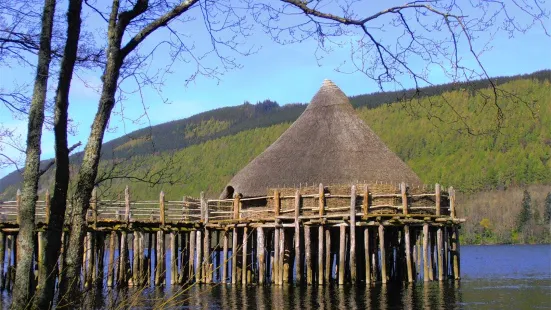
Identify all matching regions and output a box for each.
[401,182,408,215]
[435,183,441,216]
[325,228,331,284]
[222,230,229,284]
[189,231,196,282]
[294,190,301,283]
[44,190,51,225]
[278,228,285,284]
[423,224,429,282]
[203,229,211,283]
[86,231,94,287]
[242,226,248,285]
[201,192,208,223]
[363,185,369,217]
[318,183,324,217]
[16,189,21,224]
[119,231,128,286]
[132,232,139,286]
[274,190,280,218]
[156,230,165,286]
[379,224,387,284]
[0,232,5,289]
[257,227,265,284]
[349,185,357,282]
[233,193,241,220]
[452,226,460,280]
[437,227,444,281]
[171,232,178,285]
[178,232,187,284]
[150,232,156,286]
[318,226,324,285]
[159,191,166,226]
[430,230,435,281]
[138,232,145,285]
[37,231,46,284]
[338,225,345,285]
[364,228,371,284]
[305,225,312,285]
[231,228,238,284]
[449,187,456,219]
[125,186,130,223]
[195,230,202,283]
[404,225,413,283]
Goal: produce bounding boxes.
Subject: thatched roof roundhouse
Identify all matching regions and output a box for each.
[221,80,421,198]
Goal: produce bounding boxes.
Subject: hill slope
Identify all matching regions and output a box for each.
[0,71,550,200]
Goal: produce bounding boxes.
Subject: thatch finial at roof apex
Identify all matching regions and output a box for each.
[220,80,422,198]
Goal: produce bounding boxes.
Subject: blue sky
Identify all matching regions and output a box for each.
[0,1,550,178]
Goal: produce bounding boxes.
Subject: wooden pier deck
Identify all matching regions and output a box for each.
[0,182,463,290]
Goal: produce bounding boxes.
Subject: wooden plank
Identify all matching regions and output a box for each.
[257,227,265,284]
[364,227,371,284]
[379,224,387,284]
[338,225,345,285]
[222,230,229,284]
[404,225,413,283]
[305,225,312,285]
[294,190,301,283]
[349,185,356,282]
[423,224,429,282]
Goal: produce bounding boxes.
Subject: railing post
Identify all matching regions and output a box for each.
[44,189,51,225]
[201,192,208,223]
[159,191,165,226]
[125,185,131,223]
[16,189,21,224]
[274,190,280,218]
[91,187,98,229]
[435,183,441,216]
[318,183,324,217]
[363,184,369,217]
[401,182,408,215]
[233,193,240,220]
[449,186,455,218]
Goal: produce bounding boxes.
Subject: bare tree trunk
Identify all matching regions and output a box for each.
[33,1,83,308]
[11,0,56,308]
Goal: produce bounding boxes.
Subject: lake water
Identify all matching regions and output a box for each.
[2,244,550,309]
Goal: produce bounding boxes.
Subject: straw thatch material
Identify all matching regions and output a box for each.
[221,80,422,198]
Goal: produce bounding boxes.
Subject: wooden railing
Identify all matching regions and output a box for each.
[0,182,456,226]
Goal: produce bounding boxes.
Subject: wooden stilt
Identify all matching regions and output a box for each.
[364,227,371,284]
[179,232,187,284]
[195,230,202,284]
[232,228,238,284]
[257,227,265,285]
[242,226,248,285]
[338,225,345,285]
[305,225,312,285]
[453,226,460,279]
[189,231,196,282]
[37,231,46,285]
[294,190,301,284]
[156,231,165,286]
[404,225,413,283]
[0,232,5,289]
[119,232,128,286]
[132,232,139,286]
[350,185,357,282]
[437,227,444,281]
[379,224,387,284]
[429,229,435,281]
[278,228,285,284]
[222,230,229,284]
[107,232,115,286]
[273,228,279,285]
[203,229,211,284]
[325,228,331,284]
[171,232,177,285]
[318,226,324,285]
[423,224,429,282]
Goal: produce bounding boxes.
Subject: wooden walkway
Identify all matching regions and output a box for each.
[0,182,462,290]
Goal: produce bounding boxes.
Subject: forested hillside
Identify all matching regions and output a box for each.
[0,71,549,201]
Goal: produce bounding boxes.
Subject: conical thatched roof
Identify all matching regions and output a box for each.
[220,80,421,198]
